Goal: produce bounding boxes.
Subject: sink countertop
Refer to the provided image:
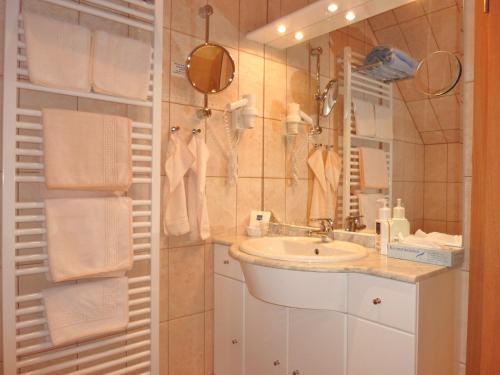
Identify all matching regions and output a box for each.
[213,233,453,283]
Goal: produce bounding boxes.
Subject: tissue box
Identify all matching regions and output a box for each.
[388,242,464,267]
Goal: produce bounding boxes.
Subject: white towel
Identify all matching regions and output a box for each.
[398,230,463,249]
[325,150,342,217]
[23,12,92,92]
[357,193,385,230]
[359,147,389,190]
[187,136,211,240]
[45,197,133,282]
[353,99,376,137]
[92,30,152,100]
[375,104,393,140]
[164,133,194,236]
[43,109,132,191]
[42,278,129,346]
[308,149,330,225]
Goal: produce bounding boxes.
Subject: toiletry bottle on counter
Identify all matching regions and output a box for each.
[390,198,410,241]
[376,198,391,255]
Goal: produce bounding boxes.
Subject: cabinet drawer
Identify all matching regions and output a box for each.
[348,274,416,333]
[214,244,244,281]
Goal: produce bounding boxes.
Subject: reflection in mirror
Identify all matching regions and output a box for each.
[186,43,235,95]
[414,51,462,97]
[320,79,339,117]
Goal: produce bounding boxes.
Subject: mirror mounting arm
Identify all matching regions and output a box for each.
[200,5,213,44]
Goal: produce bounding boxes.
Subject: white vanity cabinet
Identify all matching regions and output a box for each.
[214,244,458,375]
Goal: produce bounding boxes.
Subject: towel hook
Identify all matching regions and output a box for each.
[170,126,180,133]
[192,128,202,135]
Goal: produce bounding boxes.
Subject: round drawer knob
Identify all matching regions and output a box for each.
[223,260,230,264]
[293,371,301,375]
[372,297,382,305]
[231,339,238,344]
[273,360,280,366]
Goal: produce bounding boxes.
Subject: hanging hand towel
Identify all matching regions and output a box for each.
[187,135,211,240]
[23,11,92,92]
[92,30,152,100]
[375,104,393,140]
[353,99,376,137]
[45,197,133,282]
[325,149,342,217]
[357,193,385,230]
[308,148,329,225]
[43,109,132,191]
[359,147,389,190]
[42,277,129,346]
[164,132,194,236]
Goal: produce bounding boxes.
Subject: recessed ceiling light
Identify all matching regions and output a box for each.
[345,11,356,21]
[327,3,338,13]
[294,31,304,40]
[277,24,287,34]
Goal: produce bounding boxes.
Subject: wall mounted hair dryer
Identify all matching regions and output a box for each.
[284,102,313,135]
[226,94,258,130]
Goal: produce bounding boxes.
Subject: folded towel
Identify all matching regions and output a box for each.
[92,31,152,100]
[398,229,463,249]
[43,109,132,191]
[308,149,330,225]
[164,132,195,236]
[375,104,393,140]
[325,149,342,218]
[364,46,418,81]
[187,135,211,240]
[353,99,376,137]
[42,278,129,346]
[45,197,133,282]
[357,193,385,230]
[359,147,389,190]
[23,12,92,92]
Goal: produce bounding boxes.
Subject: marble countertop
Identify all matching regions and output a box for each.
[213,233,453,283]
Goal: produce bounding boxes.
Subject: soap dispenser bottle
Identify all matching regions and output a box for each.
[390,198,410,242]
[376,198,391,255]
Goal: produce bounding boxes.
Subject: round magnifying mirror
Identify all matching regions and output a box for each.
[414,51,462,97]
[186,43,235,94]
[320,79,339,117]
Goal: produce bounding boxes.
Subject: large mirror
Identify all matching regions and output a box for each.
[186,43,235,94]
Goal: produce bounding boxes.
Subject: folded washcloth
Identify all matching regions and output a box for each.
[364,46,418,81]
[359,147,389,190]
[353,99,376,137]
[45,197,133,282]
[398,230,463,249]
[92,30,152,100]
[23,11,92,92]
[43,108,132,191]
[375,104,393,140]
[357,193,385,230]
[42,277,129,346]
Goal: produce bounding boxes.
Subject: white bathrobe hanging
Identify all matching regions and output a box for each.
[308,148,329,225]
[187,135,211,240]
[163,133,194,236]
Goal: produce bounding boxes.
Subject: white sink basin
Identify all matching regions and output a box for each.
[240,236,368,263]
[236,236,370,310]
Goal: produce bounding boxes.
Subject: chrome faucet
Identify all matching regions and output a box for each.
[345,215,366,232]
[309,218,335,242]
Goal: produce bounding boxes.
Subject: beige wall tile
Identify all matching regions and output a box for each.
[421,0,456,13]
[206,110,229,177]
[238,118,264,177]
[425,144,447,182]
[204,310,214,375]
[168,246,205,319]
[447,143,463,182]
[264,60,287,120]
[368,11,397,31]
[206,177,237,235]
[424,182,447,220]
[239,0,267,55]
[423,219,447,233]
[407,100,440,132]
[431,95,460,130]
[374,25,411,54]
[399,16,438,60]
[210,0,239,49]
[287,42,310,70]
[171,0,206,39]
[393,2,425,23]
[421,130,447,144]
[236,177,263,233]
[447,182,462,222]
[287,66,313,115]
[239,52,265,116]
[160,322,169,375]
[428,6,462,53]
[393,100,421,143]
[169,313,205,375]
[204,244,214,311]
[264,119,286,178]
[160,249,169,322]
[286,179,308,225]
[263,178,287,221]
[281,0,308,15]
[463,82,473,177]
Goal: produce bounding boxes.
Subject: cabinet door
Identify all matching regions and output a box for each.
[245,289,287,375]
[289,308,346,375]
[347,316,415,375]
[214,274,245,375]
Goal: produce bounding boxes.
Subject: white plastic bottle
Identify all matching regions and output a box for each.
[376,198,391,255]
[390,198,410,242]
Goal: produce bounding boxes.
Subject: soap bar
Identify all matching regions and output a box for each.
[388,243,464,267]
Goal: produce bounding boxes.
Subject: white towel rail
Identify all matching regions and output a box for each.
[340,47,393,226]
[2,0,163,373]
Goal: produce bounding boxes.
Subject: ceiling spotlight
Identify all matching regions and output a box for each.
[327,3,338,13]
[345,11,356,21]
[277,24,287,34]
[294,31,304,40]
